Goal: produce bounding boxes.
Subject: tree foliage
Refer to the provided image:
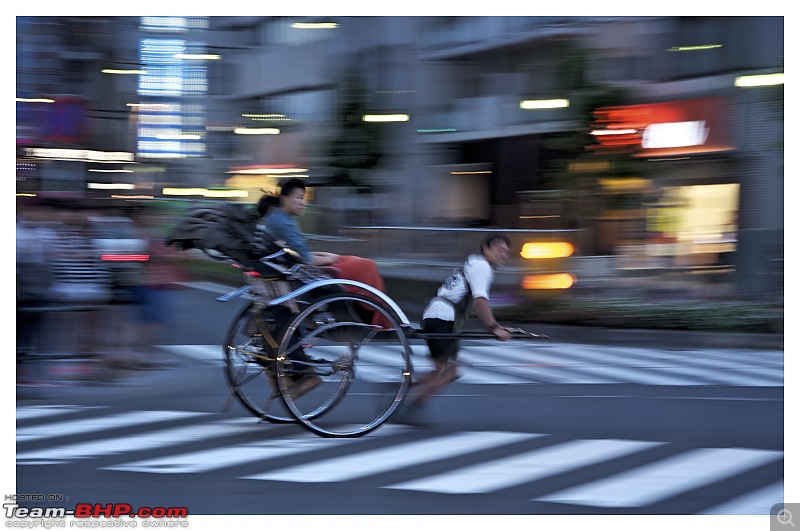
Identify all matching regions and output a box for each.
[323,69,383,189]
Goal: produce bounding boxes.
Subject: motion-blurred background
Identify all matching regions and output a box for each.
[16,16,784,374]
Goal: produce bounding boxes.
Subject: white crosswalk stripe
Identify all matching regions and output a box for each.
[534,447,783,508]
[384,438,663,494]
[244,431,539,483]
[16,405,106,421]
[103,424,409,474]
[699,480,784,515]
[158,342,783,386]
[16,406,783,513]
[17,410,207,443]
[17,418,268,465]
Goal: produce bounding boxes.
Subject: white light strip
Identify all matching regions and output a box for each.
[292,22,339,29]
[156,134,202,140]
[26,148,135,163]
[363,114,409,122]
[128,103,177,110]
[16,98,55,103]
[102,69,146,75]
[668,44,722,52]
[234,127,280,135]
[162,187,249,198]
[204,189,249,198]
[735,73,784,87]
[88,169,135,173]
[226,168,308,175]
[520,99,569,110]
[174,53,221,60]
[163,188,207,196]
[591,129,638,136]
[88,183,136,190]
[242,113,287,118]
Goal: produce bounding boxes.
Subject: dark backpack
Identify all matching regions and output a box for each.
[165,202,268,268]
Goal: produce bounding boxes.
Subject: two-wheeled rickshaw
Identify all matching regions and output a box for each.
[210,241,547,438]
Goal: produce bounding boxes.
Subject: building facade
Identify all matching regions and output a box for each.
[16,16,784,297]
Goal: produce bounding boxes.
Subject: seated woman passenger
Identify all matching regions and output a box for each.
[259,178,391,329]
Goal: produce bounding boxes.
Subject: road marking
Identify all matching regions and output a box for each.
[554,395,783,402]
[385,438,663,494]
[460,347,618,384]
[156,341,784,386]
[534,447,783,508]
[17,411,206,443]
[244,431,541,483]
[14,404,783,514]
[16,405,106,421]
[104,424,409,474]
[105,432,348,474]
[662,347,784,370]
[580,345,783,386]
[17,418,265,465]
[700,480,784,514]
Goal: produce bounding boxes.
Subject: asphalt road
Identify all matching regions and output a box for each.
[14,282,785,521]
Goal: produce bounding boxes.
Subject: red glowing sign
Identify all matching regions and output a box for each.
[589,97,734,157]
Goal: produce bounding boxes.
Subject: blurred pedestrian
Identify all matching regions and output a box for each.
[126,206,187,363]
[48,208,112,359]
[397,234,513,425]
[16,202,56,359]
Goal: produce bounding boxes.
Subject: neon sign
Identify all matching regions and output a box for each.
[589,98,733,157]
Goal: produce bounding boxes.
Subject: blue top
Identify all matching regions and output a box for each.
[263,208,312,262]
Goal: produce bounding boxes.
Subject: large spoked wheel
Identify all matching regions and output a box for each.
[223,304,295,423]
[275,292,412,438]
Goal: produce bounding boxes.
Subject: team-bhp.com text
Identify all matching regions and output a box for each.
[5,503,189,528]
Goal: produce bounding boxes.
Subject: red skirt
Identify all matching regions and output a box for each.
[332,255,393,329]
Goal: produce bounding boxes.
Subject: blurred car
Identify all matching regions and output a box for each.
[88,216,149,302]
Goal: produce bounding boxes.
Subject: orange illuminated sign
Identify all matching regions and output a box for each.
[522,273,575,290]
[520,242,575,259]
[589,97,734,157]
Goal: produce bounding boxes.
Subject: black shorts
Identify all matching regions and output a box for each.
[422,318,459,361]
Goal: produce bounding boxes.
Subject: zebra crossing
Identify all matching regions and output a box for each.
[158,340,784,387]
[16,405,783,513]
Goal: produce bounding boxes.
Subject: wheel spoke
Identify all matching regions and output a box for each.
[276,293,412,437]
[223,306,294,423]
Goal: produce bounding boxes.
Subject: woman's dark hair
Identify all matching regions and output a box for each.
[256,192,280,217]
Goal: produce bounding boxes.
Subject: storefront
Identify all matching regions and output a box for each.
[587,97,740,283]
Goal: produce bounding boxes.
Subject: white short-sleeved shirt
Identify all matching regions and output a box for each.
[422,253,494,322]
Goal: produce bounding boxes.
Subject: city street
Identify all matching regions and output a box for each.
[14,283,784,517]
[14,15,785,531]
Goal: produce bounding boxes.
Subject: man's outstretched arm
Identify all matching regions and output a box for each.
[473,297,511,341]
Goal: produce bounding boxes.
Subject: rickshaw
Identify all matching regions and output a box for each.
[216,244,546,438]
[167,203,546,438]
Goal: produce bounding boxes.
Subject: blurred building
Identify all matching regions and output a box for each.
[16,16,783,297]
